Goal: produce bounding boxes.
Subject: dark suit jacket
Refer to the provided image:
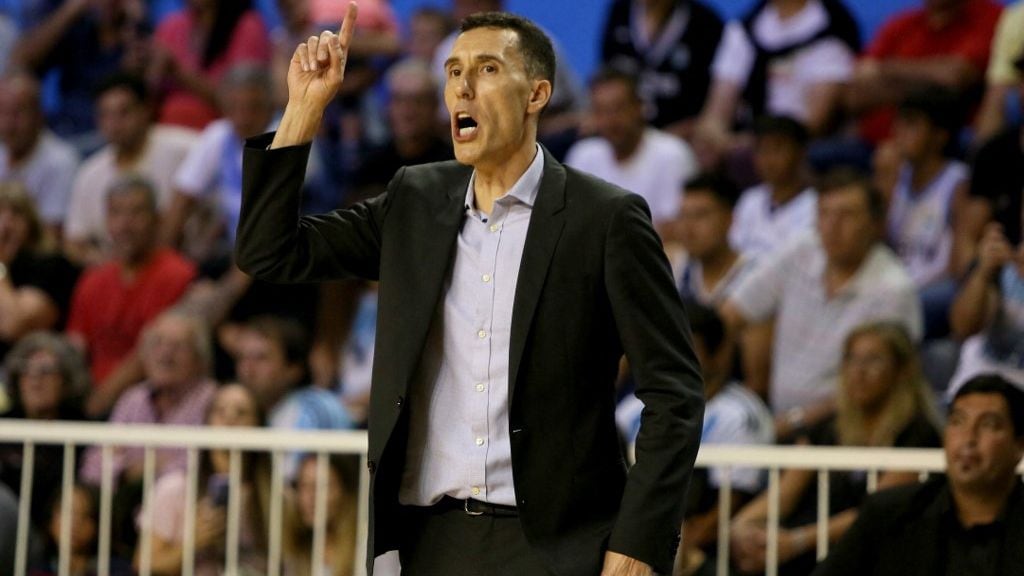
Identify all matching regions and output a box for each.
[236,134,705,576]
[812,477,1024,576]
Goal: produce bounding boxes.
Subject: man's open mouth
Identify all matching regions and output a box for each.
[455,112,478,137]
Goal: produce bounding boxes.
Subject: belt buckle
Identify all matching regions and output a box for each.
[463,499,484,516]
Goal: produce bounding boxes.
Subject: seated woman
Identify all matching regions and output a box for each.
[0,332,89,532]
[282,453,359,576]
[0,183,79,361]
[729,322,941,576]
[136,383,271,575]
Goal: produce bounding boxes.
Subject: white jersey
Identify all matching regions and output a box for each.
[887,161,966,288]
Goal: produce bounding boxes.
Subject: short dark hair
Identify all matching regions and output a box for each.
[816,167,886,222]
[460,12,556,93]
[684,172,740,209]
[244,315,310,370]
[107,174,159,214]
[952,374,1024,439]
[898,87,964,138]
[588,67,640,99]
[682,299,726,356]
[754,115,809,147]
[94,72,149,103]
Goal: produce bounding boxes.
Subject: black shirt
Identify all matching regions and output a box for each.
[601,0,724,128]
[970,128,1024,245]
[2,250,80,360]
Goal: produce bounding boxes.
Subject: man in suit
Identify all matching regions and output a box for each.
[236,4,704,575]
[813,373,1024,576]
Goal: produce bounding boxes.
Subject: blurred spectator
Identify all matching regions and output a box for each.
[406,6,454,64]
[730,322,940,576]
[886,89,971,341]
[162,64,280,263]
[813,373,1024,576]
[79,310,216,487]
[148,0,271,130]
[0,13,15,76]
[600,0,724,137]
[565,68,698,227]
[0,182,79,361]
[64,73,196,266]
[137,383,270,575]
[848,0,1003,145]
[10,0,148,147]
[66,176,197,419]
[433,0,584,145]
[282,454,359,576]
[351,58,453,203]
[672,173,751,306]
[0,332,89,531]
[0,73,79,238]
[969,58,1024,248]
[948,223,1024,394]
[729,116,816,261]
[699,0,859,149]
[617,301,772,576]
[235,316,353,462]
[721,170,922,437]
[975,1,1024,141]
[28,483,133,576]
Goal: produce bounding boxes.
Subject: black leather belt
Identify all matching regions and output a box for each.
[434,495,519,517]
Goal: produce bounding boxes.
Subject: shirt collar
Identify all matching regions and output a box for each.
[463,144,544,212]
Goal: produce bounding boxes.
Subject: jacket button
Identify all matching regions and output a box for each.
[396,395,404,407]
[367,460,377,474]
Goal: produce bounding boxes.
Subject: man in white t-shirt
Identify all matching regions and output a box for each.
[63,73,196,265]
[699,0,859,140]
[565,68,698,227]
[729,115,817,260]
[0,74,79,236]
[721,170,921,439]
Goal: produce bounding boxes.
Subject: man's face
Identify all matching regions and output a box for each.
[96,88,149,150]
[388,74,438,144]
[141,316,202,389]
[444,27,543,169]
[0,205,30,263]
[817,186,878,268]
[753,134,802,186]
[590,80,645,159]
[678,189,731,260]
[106,188,157,264]
[224,85,273,141]
[0,81,42,157]
[892,112,945,163]
[945,393,1024,492]
[235,331,302,410]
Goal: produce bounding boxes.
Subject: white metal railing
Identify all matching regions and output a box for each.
[6,422,1021,576]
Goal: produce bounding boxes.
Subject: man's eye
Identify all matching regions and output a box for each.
[482,65,496,73]
[449,69,461,78]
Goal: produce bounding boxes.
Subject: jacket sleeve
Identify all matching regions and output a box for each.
[603,193,705,573]
[235,132,395,283]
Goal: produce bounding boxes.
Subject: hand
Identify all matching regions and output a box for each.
[285,1,359,113]
[730,521,767,574]
[977,223,1013,278]
[194,502,226,550]
[600,550,652,576]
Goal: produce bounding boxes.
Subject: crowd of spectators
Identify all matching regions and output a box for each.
[0,0,1022,574]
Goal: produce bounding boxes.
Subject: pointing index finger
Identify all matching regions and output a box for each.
[338,1,358,49]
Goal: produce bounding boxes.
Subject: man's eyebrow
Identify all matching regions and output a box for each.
[444,54,505,69]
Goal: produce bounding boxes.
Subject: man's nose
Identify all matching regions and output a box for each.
[455,73,474,98]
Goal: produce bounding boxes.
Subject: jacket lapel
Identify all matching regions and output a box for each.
[508,148,566,401]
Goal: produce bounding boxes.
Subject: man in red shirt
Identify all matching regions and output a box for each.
[67,175,196,418]
[848,0,1003,144]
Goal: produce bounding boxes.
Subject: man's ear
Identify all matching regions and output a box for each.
[526,79,552,115]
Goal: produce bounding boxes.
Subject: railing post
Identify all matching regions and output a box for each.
[98,445,113,576]
[816,469,830,560]
[268,450,284,576]
[14,442,35,576]
[766,466,780,576]
[716,466,732,576]
[313,452,329,574]
[58,442,75,576]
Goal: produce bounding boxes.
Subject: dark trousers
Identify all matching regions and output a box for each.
[398,501,557,576]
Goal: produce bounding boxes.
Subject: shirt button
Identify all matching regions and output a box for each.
[477,330,487,339]
[475,383,485,392]
[482,273,491,283]
[489,224,499,232]
[471,486,481,496]
[475,437,485,446]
